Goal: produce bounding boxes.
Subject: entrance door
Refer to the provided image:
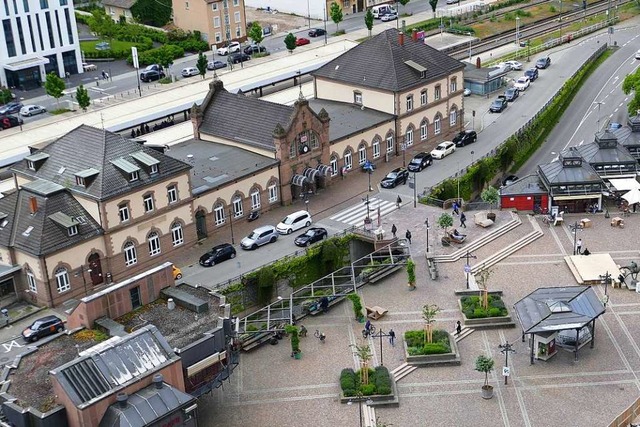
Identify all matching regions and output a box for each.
[196,210,207,240]
[88,253,103,286]
[130,286,142,309]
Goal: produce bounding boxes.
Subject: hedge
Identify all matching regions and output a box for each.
[340,367,392,397]
[405,329,451,355]
[460,295,508,318]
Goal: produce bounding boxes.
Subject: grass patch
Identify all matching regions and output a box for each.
[159,77,173,84]
[332,30,346,36]
[80,39,137,53]
[49,108,71,115]
[404,329,451,355]
[460,295,508,318]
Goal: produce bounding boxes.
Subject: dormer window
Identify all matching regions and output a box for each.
[68,225,78,236]
[24,152,50,172]
[111,158,141,182]
[130,171,139,181]
[150,164,158,174]
[48,211,80,237]
[131,151,160,175]
[75,176,85,186]
[354,91,362,105]
[74,168,99,188]
[27,160,35,171]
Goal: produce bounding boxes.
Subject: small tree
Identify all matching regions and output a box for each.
[196,51,207,79]
[88,9,117,43]
[75,84,90,111]
[437,212,454,231]
[364,9,374,38]
[429,0,438,18]
[481,186,499,213]
[248,21,264,46]
[284,325,300,357]
[329,2,343,32]
[347,293,364,321]
[284,32,297,53]
[406,258,416,289]
[44,72,65,109]
[475,354,495,389]
[622,67,640,115]
[0,86,12,104]
[350,342,373,385]
[475,267,492,309]
[421,304,441,344]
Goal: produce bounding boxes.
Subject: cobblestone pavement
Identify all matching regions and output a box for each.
[197,209,640,427]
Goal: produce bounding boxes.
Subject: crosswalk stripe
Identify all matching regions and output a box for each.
[330,198,397,225]
[329,197,385,221]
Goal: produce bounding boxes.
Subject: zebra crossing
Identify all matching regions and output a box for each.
[328,197,397,226]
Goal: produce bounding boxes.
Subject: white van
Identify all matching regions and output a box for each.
[372,4,395,19]
[276,210,312,234]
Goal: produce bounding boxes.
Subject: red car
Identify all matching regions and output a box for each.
[296,37,310,46]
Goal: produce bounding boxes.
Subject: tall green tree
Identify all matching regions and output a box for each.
[88,10,117,42]
[131,0,172,27]
[364,9,374,38]
[429,0,438,18]
[248,21,264,46]
[196,52,207,79]
[0,86,12,104]
[284,32,297,52]
[329,2,343,32]
[75,84,90,111]
[622,68,640,115]
[44,72,65,109]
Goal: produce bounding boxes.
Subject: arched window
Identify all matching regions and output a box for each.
[450,108,457,126]
[55,267,70,293]
[233,195,243,218]
[214,202,225,226]
[386,133,394,153]
[290,130,319,158]
[171,222,184,246]
[26,268,37,293]
[268,181,279,203]
[372,138,381,159]
[124,241,137,266]
[420,120,428,141]
[358,143,367,165]
[434,115,442,135]
[250,188,261,210]
[148,232,160,256]
[344,150,353,170]
[330,155,338,176]
[405,126,414,147]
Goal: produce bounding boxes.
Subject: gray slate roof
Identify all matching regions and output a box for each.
[51,326,177,407]
[102,0,136,9]
[0,184,103,256]
[538,147,603,185]
[313,29,464,92]
[499,174,547,196]
[513,286,605,334]
[199,85,294,151]
[575,132,637,164]
[308,99,394,142]
[165,139,279,196]
[11,125,192,201]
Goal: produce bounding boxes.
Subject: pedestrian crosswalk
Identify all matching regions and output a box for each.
[329,197,397,226]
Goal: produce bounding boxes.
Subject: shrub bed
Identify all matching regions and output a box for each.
[404,329,451,355]
[460,295,508,318]
[340,366,392,397]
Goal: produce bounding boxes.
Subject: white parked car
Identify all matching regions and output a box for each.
[504,60,523,70]
[496,62,512,72]
[636,49,640,60]
[181,67,199,77]
[514,76,530,91]
[20,104,46,117]
[217,41,241,56]
[430,141,456,159]
[276,210,312,234]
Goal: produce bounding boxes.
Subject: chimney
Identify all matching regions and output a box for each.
[412,29,418,42]
[29,197,37,214]
[190,103,202,140]
[398,32,404,46]
[116,392,128,408]
[476,57,481,69]
[153,374,164,389]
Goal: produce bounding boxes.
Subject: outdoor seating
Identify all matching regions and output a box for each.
[553,211,564,226]
[474,212,494,228]
[366,306,388,320]
[611,217,625,228]
[442,231,467,245]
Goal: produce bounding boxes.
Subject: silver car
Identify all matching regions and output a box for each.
[240,225,278,250]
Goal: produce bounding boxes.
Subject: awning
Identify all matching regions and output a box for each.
[4,56,50,71]
[291,175,307,187]
[316,164,332,176]
[553,194,600,201]
[608,178,640,191]
[303,167,319,180]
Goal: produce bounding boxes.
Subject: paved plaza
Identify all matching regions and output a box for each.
[198,205,640,427]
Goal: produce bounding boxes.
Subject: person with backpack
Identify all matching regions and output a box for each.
[396,195,402,209]
[405,229,412,244]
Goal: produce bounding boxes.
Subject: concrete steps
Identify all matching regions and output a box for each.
[454,327,474,343]
[390,363,418,382]
[363,404,376,427]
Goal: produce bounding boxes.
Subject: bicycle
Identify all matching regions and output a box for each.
[362,324,376,339]
[314,329,326,343]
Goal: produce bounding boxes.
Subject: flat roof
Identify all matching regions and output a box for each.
[308,99,394,142]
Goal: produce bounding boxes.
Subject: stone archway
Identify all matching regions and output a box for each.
[196,209,208,240]
[88,253,103,286]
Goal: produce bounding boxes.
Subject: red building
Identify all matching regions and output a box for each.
[500,174,549,212]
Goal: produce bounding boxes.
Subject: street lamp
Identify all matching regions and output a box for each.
[74,265,92,297]
[593,101,605,133]
[362,195,371,220]
[515,17,521,58]
[229,207,235,244]
[307,0,311,28]
[347,392,374,427]
[599,271,611,308]
[498,341,516,385]
[464,250,477,289]
[371,328,391,366]
[401,143,406,167]
[569,221,583,255]
[425,218,431,254]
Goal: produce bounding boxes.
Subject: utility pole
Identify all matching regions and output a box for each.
[425,218,430,254]
[498,341,516,385]
[465,251,477,289]
[371,328,390,366]
[599,271,611,308]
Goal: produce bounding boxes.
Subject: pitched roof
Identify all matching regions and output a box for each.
[11,125,191,201]
[308,99,394,141]
[499,174,547,196]
[312,29,465,92]
[199,81,294,151]
[0,183,103,256]
[102,0,136,9]
[574,132,637,164]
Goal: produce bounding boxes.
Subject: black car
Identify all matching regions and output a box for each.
[207,60,227,70]
[453,130,478,147]
[243,44,267,55]
[407,152,433,172]
[0,115,23,130]
[309,28,326,37]
[524,68,539,82]
[229,52,251,64]
[502,175,519,187]
[140,70,165,82]
[22,315,64,342]
[0,101,23,115]
[489,96,508,113]
[199,243,236,267]
[294,227,328,247]
[380,167,409,188]
[535,56,551,69]
[504,87,519,102]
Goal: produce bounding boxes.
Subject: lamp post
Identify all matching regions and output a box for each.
[593,101,605,133]
[401,143,406,167]
[599,271,611,308]
[347,392,374,427]
[307,0,311,28]
[456,162,460,202]
[569,221,583,255]
[425,218,430,254]
[323,5,328,45]
[498,341,516,385]
[465,250,477,289]
[559,0,563,40]
[362,195,371,220]
[371,328,391,366]
[74,265,92,297]
[515,17,520,58]
[467,32,473,61]
[229,207,235,244]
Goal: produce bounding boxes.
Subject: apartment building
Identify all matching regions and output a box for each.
[0,0,83,90]
[103,0,135,22]
[172,0,247,49]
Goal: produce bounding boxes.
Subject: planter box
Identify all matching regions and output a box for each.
[339,373,399,407]
[404,332,461,366]
[457,297,516,330]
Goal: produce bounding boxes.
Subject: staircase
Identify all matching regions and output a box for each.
[390,363,417,382]
[454,326,474,343]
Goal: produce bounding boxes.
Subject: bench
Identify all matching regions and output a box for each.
[474,212,494,228]
[366,306,388,320]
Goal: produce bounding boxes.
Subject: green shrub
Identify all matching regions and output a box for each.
[361,383,376,395]
[169,39,209,53]
[422,343,449,354]
[340,368,357,392]
[405,329,451,355]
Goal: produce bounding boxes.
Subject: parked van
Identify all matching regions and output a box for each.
[276,210,312,234]
[372,4,395,19]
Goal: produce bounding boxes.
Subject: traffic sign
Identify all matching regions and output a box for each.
[502,366,510,377]
[464,264,471,273]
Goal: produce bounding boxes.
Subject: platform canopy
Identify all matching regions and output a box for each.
[608,178,640,192]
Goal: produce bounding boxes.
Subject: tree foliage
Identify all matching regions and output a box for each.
[196,51,207,79]
[421,304,441,343]
[330,2,343,31]
[88,9,117,41]
[75,84,90,111]
[436,213,454,230]
[0,87,12,104]
[248,21,264,45]
[481,186,499,212]
[622,68,640,116]
[130,0,172,26]
[284,32,297,52]
[350,342,373,385]
[475,355,494,387]
[44,72,65,109]
[429,0,438,17]
[364,9,374,37]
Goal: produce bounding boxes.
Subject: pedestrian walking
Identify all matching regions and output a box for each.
[455,321,462,335]
[391,224,397,238]
[396,195,402,209]
[104,72,109,80]
[460,212,467,228]
[576,238,583,255]
[405,230,412,244]
[452,201,460,216]
[365,319,372,336]
[145,123,150,133]
[388,329,396,346]
[101,70,106,80]
[130,129,136,139]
